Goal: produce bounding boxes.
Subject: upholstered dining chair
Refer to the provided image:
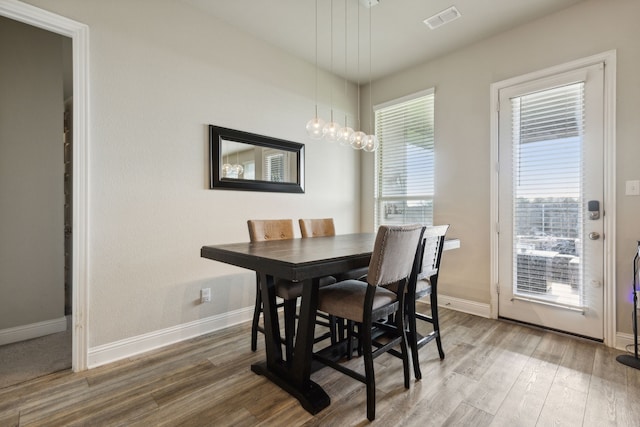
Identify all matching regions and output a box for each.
[298,218,336,238]
[313,224,425,421]
[247,219,293,354]
[403,224,449,380]
[299,218,370,342]
[247,219,335,362]
[407,225,449,380]
[298,218,369,281]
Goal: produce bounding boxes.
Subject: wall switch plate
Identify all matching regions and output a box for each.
[200,288,211,303]
[625,180,640,196]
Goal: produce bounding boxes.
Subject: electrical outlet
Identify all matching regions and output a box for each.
[200,288,211,303]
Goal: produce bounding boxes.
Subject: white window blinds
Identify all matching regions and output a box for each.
[511,82,584,306]
[264,151,287,183]
[374,90,435,228]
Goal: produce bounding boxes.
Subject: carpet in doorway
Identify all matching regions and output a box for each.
[0,323,71,389]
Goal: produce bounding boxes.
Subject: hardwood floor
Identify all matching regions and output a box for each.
[1,305,639,426]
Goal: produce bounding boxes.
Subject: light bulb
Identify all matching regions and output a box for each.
[363,134,379,152]
[306,117,325,139]
[323,121,341,142]
[232,164,244,175]
[350,131,366,150]
[222,163,232,177]
[338,126,354,145]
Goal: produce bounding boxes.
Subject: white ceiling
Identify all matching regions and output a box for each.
[183,0,585,83]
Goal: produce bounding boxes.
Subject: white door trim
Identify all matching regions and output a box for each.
[490,51,617,346]
[0,0,90,370]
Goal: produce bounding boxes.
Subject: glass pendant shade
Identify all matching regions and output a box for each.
[363,134,379,152]
[323,120,341,142]
[306,116,326,139]
[338,125,354,145]
[350,131,367,150]
[222,162,243,178]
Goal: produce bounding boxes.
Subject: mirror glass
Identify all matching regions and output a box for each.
[209,125,304,193]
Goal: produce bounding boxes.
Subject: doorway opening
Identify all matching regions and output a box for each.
[0,0,90,371]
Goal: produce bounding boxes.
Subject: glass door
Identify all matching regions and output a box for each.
[497,63,605,339]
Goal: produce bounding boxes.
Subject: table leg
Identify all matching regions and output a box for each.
[256,272,282,364]
[251,275,330,414]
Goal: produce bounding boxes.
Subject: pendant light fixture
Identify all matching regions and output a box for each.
[363,2,379,152]
[322,0,341,142]
[350,0,366,150]
[305,0,325,139]
[305,0,377,152]
[338,0,354,145]
[221,144,243,178]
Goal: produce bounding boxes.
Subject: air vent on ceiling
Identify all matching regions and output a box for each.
[359,0,380,8]
[424,6,461,30]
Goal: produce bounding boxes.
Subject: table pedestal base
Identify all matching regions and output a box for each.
[251,362,330,414]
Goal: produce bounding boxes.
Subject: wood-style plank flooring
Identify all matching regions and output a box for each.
[1,304,639,426]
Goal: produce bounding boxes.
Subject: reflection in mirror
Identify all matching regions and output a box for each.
[220,140,298,184]
[209,125,304,193]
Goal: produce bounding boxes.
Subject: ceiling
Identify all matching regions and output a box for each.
[183,0,585,83]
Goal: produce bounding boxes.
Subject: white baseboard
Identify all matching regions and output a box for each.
[88,296,492,369]
[0,316,67,346]
[437,294,491,318]
[87,306,254,368]
[616,331,639,353]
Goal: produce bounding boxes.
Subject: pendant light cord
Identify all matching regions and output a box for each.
[329,0,334,123]
[369,3,373,134]
[314,0,319,119]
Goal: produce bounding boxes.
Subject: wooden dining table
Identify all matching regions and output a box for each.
[200,232,460,414]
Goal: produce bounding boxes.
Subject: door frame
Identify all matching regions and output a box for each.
[489,51,617,346]
[0,0,90,370]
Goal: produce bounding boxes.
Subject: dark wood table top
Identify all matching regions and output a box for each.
[201,233,377,281]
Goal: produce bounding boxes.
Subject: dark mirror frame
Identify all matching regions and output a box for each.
[209,125,305,193]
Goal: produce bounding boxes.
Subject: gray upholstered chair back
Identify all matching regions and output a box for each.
[366,224,425,287]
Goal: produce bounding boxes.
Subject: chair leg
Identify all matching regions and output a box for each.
[251,282,261,352]
[407,298,422,380]
[362,321,376,421]
[346,320,354,360]
[431,292,445,360]
[396,307,410,389]
[283,299,297,363]
[329,315,337,345]
[337,316,345,341]
[356,323,363,357]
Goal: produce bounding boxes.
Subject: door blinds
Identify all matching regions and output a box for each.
[511,82,585,307]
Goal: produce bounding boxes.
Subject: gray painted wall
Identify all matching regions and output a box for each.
[0,16,65,331]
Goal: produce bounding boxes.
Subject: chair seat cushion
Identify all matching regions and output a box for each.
[385,278,431,296]
[318,279,397,323]
[333,266,369,282]
[275,275,336,300]
[415,278,432,297]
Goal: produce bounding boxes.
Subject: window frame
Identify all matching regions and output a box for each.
[373,88,435,229]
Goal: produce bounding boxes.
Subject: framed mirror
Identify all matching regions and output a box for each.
[209,125,305,193]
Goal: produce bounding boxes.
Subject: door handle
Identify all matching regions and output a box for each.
[588,200,600,220]
[589,232,600,240]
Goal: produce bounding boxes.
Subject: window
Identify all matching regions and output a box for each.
[374,89,435,228]
[511,82,584,303]
[264,149,288,182]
